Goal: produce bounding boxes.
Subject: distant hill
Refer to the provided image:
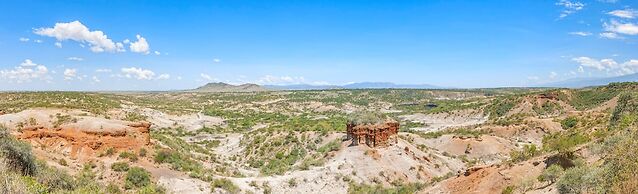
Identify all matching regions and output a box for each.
[263,84,343,90]
[342,82,440,89]
[542,73,638,88]
[191,82,269,92]
[265,82,440,90]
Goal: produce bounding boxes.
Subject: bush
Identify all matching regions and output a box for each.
[0,127,37,176]
[537,164,564,184]
[106,183,122,194]
[509,144,539,163]
[211,178,239,193]
[556,165,602,194]
[35,162,76,192]
[561,117,578,129]
[119,151,138,162]
[137,184,167,194]
[125,167,151,189]
[99,147,116,157]
[111,162,130,172]
[542,132,589,154]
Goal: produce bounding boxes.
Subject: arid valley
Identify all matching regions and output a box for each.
[3,82,638,193]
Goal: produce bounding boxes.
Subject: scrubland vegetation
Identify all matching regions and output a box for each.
[3,83,638,193]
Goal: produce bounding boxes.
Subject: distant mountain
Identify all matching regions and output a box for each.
[342,82,440,89]
[264,84,343,90]
[191,82,269,92]
[265,82,440,90]
[542,73,638,88]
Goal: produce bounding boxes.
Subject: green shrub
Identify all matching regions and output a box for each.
[124,112,148,122]
[509,144,539,163]
[556,166,602,194]
[106,183,122,194]
[99,147,116,157]
[0,171,29,194]
[119,151,138,162]
[0,127,37,176]
[137,184,167,194]
[125,167,151,189]
[542,132,589,154]
[211,178,239,193]
[501,185,515,194]
[537,164,564,183]
[111,162,130,172]
[35,162,76,192]
[561,117,578,129]
[348,182,425,194]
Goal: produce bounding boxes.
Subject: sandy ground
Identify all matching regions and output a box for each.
[224,138,465,193]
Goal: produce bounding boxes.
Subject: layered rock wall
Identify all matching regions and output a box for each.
[346,121,399,147]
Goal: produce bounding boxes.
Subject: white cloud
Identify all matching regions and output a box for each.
[154,51,160,55]
[572,57,614,70]
[257,75,306,85]
[604,20,638,35]
[568,31,592,36]
[0,60,49,83]
[527,76,540,81]
[556,0,585,18]
[213,58,221,63]
[608,9,637,19]
[95,68,112,73]
[573,56,638,75]
[67,57,84,61]
[129,35,150,54]
[157,74,170,80]
[600,32,622,39]
[176,76,183,80]
[19,37,29,42]
[200,73,213,81]
[20,59,38,67]
[63,68,77,80]
[54,42,62,48]
[92,76,100,83]
[33,39,43,43]
[34,21,124,53]
[121,67,155,80]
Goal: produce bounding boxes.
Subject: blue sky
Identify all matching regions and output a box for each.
[0,0,637,90]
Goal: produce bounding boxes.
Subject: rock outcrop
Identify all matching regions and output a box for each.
[346,120,399,147]
[0,109,151,159]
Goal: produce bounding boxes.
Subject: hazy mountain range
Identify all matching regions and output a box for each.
[190,82,441,92]
[541,73,638,88]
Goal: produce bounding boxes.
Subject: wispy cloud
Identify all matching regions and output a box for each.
[67,57,84,61]
[556,0,585,19]
[568,31,592,36]
[600,32,622,39]
[608,9,637,19]
[603,20,638,35]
